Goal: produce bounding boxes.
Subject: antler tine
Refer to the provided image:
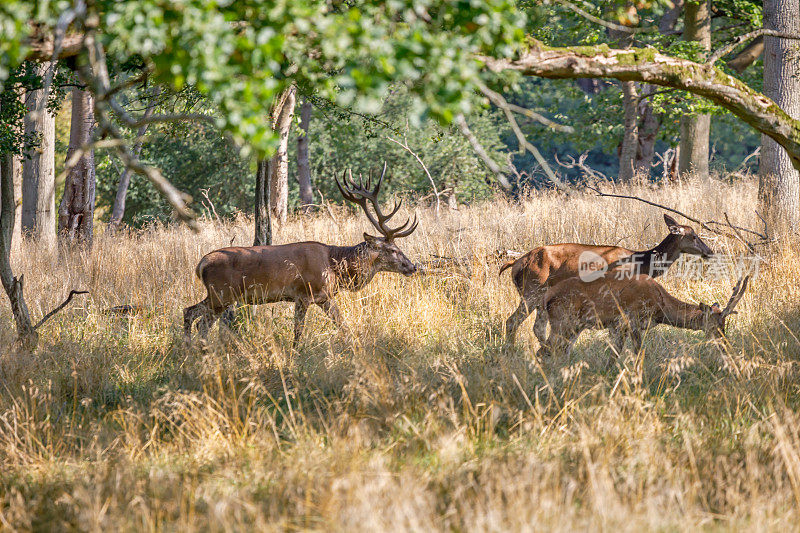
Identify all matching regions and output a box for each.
[389,214,419,239]
[722,275,750,317]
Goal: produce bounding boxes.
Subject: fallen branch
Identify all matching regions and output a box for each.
[554,152,608,182]
[33,290,89,330]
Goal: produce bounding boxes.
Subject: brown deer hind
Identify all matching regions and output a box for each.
[183,163,418,344]
[499,214,714,345]
[540,274,749,367]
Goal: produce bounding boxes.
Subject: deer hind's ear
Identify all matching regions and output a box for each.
[711,303,722,313]
[664,214,685,235]
[699,302,712,314]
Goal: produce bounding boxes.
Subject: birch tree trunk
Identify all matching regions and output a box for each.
[268,85,296,225]
[759,0,800,233]
[109,87,160,231]
[296,98,314,212]
[58,87,95,245]
[678,0,711,178]
[21,61,56,251]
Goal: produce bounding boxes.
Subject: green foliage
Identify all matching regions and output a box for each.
[95,123,253,225]
[294,89,508,207]
[0,0,527,158]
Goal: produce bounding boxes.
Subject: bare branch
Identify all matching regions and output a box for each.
[33,290,89,330]
[585,184,773,251]
[477,82,574,133]
[552,0,658,34]
[708,29,800,65]
[476,83,566,189]
[454,114,514,192]
[385,134,440,217]
[554,152,607,181]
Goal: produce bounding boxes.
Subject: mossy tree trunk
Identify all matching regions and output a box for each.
[678,0,711,179]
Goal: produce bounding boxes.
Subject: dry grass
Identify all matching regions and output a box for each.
[2,174,800,531]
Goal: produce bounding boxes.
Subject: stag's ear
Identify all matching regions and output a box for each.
[363,233,382,247]
[699,302,712,314]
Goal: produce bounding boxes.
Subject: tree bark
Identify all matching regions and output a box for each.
[254,158,271,246]
[759,0,800,233]
[482,43,800,172]
[269,85,296,225]
[635,86,662,173]
[1,150,37,350]
[21,61,56,251]
[58,87,96,245]
[109,87,160,231]
[296,97,314,212]
[678,0,712,178]
[12,155,21,242]
[619,80,639,181]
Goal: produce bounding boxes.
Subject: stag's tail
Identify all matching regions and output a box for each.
[498,259,516,276]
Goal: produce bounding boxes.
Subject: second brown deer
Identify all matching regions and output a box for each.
[539,274,749,368]
[500,214,714,345]
[184,163,418,345]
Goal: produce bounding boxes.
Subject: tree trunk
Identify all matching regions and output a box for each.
[12,155,21,242]
[109,87,159,231]
[1,150,37,350]
[269,85,296,225]
[58,87,96,245]
[619,81,639,181]
[759,0,800,233]
[678,0,711,178]
[254,158,271,246]
[21,61,56,251]
[635,86,662,173]
[296,98,314,212]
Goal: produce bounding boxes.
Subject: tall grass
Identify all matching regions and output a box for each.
[2,174,800,530]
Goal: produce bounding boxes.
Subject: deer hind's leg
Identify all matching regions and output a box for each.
[606,323,627,371]
[184,299,212,341]
[505,289,544,344]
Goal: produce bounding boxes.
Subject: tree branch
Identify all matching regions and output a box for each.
[553,0,658,34]
[385,134,440,217]
[476,82,566,189]
[454,114,515,192]
[481,41,800,172]
[707,29,800,65]
[33,290,89,330]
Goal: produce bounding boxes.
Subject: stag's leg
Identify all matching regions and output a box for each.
[293,299,310,347]
[319,300,352,341]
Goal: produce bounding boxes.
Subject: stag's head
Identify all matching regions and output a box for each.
[664,214,714,258]
[336,163,419,276]
[699,276,749,338]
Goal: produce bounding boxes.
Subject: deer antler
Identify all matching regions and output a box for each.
[721,276,750,317]
[335,162,418,241]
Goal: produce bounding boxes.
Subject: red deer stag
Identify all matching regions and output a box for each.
[184,163,418,344]
[499,214,714,344]
[540,274,749,366]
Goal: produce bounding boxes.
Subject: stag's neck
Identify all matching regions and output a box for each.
[328,242,378,291]
[656,293,704,331]
[616,234,682,278]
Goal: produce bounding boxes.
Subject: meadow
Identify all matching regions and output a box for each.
[2,174,800,531]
